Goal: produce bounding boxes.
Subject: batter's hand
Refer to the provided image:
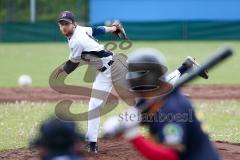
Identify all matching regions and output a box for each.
[103,107,141,140]
[111,21,128,40]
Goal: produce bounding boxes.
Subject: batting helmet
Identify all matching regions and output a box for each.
[126,48,173,97]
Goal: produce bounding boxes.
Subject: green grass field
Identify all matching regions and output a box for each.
[0,41,239,87]
[0,41,239,152]
[0,101,239,151]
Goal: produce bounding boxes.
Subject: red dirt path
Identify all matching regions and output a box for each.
[0,85,240,103]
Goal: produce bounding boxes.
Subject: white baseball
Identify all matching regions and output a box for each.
[18,74,32,88]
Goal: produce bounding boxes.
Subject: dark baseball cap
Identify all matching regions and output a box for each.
[58,11,75,24]
[30,116,84,150]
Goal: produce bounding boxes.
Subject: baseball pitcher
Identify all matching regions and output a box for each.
[55,11,208,153]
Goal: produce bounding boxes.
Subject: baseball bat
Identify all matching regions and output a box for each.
[103,46,233,138]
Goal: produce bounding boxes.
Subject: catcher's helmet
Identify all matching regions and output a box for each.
[30,116,84,150]
[126,48,173,97]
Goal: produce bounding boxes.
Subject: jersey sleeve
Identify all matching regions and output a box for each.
[85,27,93,36]
[130,135,179,160]
[68,41,83,63]
[91,26,106,37]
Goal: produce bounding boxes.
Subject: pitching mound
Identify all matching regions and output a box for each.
[0,139,239,160]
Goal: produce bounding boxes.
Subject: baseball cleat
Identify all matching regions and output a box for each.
[183,56,209,79]
[86,142,98,153]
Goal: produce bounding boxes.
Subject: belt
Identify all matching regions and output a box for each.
[99,60,114,72]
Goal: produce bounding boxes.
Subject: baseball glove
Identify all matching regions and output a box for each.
[111,21,128,40]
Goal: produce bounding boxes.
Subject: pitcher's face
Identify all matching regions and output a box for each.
[58,21,75,37]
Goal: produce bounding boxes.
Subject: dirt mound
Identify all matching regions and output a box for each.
[0,139,239,160]
[0,85,240,103]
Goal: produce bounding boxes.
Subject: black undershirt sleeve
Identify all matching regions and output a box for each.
[63,60,80,74]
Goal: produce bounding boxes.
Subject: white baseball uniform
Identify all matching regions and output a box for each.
[67,25,182,142]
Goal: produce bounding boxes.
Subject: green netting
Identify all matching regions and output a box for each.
[1,21,240,42]
[0,22,65,42]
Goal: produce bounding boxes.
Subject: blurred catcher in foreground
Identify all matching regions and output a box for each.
[103,49,220,160]
[30,117,85,160]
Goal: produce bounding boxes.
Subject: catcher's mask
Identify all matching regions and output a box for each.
[126,48,173,97]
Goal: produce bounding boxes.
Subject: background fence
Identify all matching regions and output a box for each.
[1,0,240,41]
